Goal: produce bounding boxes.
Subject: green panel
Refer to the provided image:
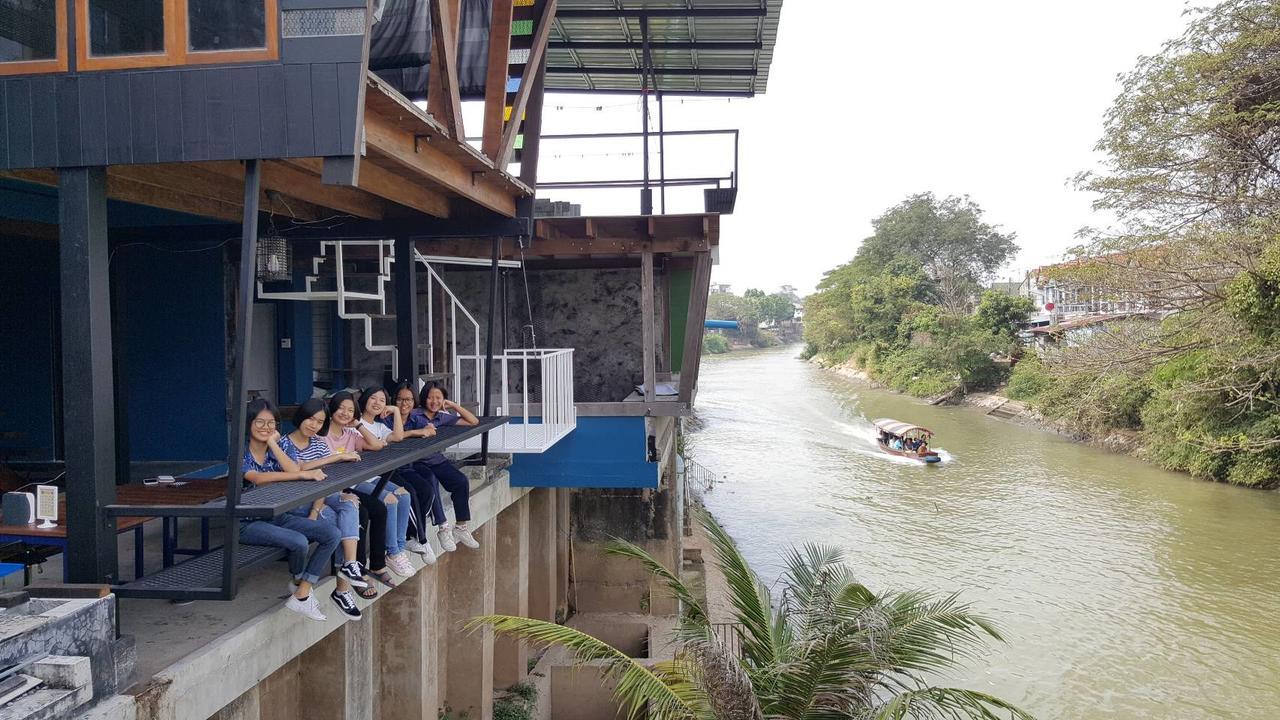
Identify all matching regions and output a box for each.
[669,268,693,372]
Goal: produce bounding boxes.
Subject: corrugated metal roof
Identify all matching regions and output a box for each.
[546,0,783,96]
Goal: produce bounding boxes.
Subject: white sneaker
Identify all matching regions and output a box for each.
[453,524,480,549]
[285,594,326,622]
[388,552,415,577]
[406,538,438,565]
[436,526,458,553]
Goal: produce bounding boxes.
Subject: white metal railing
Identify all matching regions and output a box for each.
[452,348,576,453]
[257,239,491,388]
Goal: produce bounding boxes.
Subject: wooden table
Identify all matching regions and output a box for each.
[0,478,229,582]
[0,497,150,581]
[116,479,229,568]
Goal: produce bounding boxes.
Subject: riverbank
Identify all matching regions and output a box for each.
[810,354,1147,458]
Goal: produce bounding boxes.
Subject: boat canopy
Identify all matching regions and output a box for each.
[873,418,934,438]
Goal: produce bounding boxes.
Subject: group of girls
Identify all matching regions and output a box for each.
[240,382,480,622]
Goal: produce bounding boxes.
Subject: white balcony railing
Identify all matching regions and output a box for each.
[451,349,577,454]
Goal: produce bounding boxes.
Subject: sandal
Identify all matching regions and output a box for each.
[369,568,397,589]
[356,580,379,600]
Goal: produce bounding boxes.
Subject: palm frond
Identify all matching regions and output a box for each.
[872,686,1036,720]
[696,509,781,667]
[605,538,709,625]
[467,615,712,720]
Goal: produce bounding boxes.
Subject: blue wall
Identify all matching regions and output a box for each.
[508,416,657,488]
[0,239,58,460]
[117,243,228,461]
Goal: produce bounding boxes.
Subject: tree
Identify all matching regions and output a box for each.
[471,512,1033,720]
[1062,0,1280,474]
[973,291,1035,340]
[859,193,1019,314]
[757,293,795,324]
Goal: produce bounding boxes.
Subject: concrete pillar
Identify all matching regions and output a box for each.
[556,489,571,618]
[377,567,441,720]
[299,620,374,720]
[256,657,301,720]
[528,488,558,623]
[443,521,497,720]
[211,686,260,720]
[493,495,529,689]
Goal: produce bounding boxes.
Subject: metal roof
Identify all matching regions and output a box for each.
[873,419,934,437]
[546,1,784,96]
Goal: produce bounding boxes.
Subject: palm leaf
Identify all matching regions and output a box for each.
[605,538,709,625]
[467,614,712,720]
[696,509,781,667]
[872,686,1035,720]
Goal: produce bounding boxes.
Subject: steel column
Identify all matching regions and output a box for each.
[58,167,119,585]
[221,159,262,599]
[639,16,653,216]
[480,236,502,463]
[394,234,420,381]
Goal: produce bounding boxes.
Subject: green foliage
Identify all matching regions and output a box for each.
[472,511,1033,720]
[702,334,730,354]
[802,194,1022,397]
[493,683,537,720]
[1006,355,1054,401]
[974,291,1035,339]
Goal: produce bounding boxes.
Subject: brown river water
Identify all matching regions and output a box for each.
[687,345,1280,720]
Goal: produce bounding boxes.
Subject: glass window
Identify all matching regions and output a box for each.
[0,0,57,62]
[187,0,265,52]
[88,0,165,56]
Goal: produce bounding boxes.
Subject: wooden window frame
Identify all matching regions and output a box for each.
[0,1,70,76]
[76,0,279,71]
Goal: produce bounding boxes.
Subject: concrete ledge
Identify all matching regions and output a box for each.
[89,468,528,720]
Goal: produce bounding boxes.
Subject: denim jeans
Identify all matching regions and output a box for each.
[423,460,471,525]
[354,481,411,556]
[321,493,361,541]
[240,514,341,585]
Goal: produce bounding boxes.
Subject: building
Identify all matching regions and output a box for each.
[1018,255,1169,348]
[0,1,784,718]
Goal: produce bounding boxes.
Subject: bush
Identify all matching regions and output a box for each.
[1005,355,1053,401]
[493,683,537,720]
[703,334,731,354]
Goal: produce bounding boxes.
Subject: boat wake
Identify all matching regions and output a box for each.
[832,421,949,465]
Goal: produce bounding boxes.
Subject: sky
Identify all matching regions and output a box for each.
[521,0,1197,296]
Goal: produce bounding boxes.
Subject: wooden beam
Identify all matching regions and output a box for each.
[641,251,656,403]
[428,0,465,138]
[422,234,708,258]
[198,161,386,220]
[678,252,712,404]
[498,0,557,168]
[363,110,517,216]
[279,158,451,218]
[481,0,515,161]
[2,166,328,224]
[0,219,59,240]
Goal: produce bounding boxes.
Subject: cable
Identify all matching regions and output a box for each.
[519,246,537,349]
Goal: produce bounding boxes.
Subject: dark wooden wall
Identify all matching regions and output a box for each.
[0,2,368,171]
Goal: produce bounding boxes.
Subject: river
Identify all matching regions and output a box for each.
[686,345,1280,720]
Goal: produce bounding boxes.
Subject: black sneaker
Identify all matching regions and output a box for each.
[330,589,362,620]
[338,561,369,588]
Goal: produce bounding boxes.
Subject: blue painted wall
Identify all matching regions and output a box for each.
[116,242,228,461]
[0,239,58,460]
[508,416,657,488]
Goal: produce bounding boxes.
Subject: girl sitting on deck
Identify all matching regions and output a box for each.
[240,398,340,623]
[324,391,415,587]
[360,385,441,565]
[404,383,481,552]
[279,398,369,620]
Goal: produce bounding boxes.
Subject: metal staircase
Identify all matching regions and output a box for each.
[256,239,576,453]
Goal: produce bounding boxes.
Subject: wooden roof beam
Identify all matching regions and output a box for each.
[363,110,519,216]
[199,161,386,220]
[277,158,450,219]
[428,0,465,139]
[481,0,515,161]
[498,0,558,169]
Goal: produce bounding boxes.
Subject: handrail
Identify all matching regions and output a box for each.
[454,349,576,453]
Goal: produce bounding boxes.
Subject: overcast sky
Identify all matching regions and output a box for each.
[523,1,1196,296]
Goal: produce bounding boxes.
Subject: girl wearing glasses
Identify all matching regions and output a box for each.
[240,398,339,622]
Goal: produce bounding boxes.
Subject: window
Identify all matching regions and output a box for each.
[76,0,278,70]
[188,0,266,52]
[87,0,166,56]
[0,0,67,74]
